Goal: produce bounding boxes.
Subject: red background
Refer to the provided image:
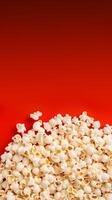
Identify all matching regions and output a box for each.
[0,1,112,154]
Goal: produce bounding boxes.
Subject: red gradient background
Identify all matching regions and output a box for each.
[0,1,112,153]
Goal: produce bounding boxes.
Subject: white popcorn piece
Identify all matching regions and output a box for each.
[43,122,51,131]
[32,167,39,175]
[93,120,101,129]
[24,186,31,196]
[94,189,101,196]
[10,182,19,193]
[30,111,42,120]
[33,184,40,194]
[16,162,24,172]
[16,123,26,133]
[107,193,112,200]
[32,121,42,131]
[76,189,84,199]
[54,192,62,200]
[103,124,112,134]
[84,186,91,193]
[6,191,15,200]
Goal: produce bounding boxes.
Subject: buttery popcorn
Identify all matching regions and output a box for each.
[0,111,112,200]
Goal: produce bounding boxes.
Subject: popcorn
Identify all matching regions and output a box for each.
[33,121,42,131]
[94,189,101,196]
[24,186,31,196]
[32,167,39,175]
[6,191,15,200]
[0,111,112,200]
[84,185,91,193]
[54,192,62,200]
[43,122,51,131]
[16,123,26,133]
[101,154,109,163]
[93,120,101,129]
[16,162,24,172]
[76,189,84,199]
[30,111,42,120]
[10,182,19,193]
[107,193,112,200]
[33,184,40,194]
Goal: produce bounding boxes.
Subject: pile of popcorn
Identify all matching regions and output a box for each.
[0,111,112,200]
